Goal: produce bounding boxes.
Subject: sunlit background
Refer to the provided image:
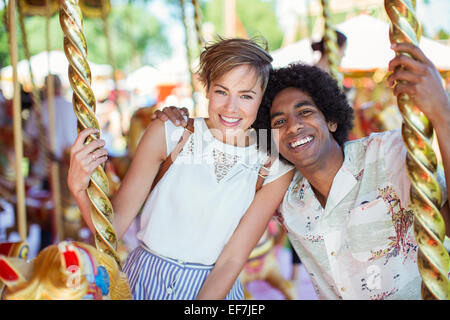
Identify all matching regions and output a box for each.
[0,0,449,300]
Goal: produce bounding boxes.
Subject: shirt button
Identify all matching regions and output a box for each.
[167,287,173,294]
[330,251,336,256]
[341,287,345,292]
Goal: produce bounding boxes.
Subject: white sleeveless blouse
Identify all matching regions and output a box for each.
[137,118,293,265]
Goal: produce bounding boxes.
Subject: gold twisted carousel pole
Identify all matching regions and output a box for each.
[385,0,449,300]
[320,0,343,88]
[59,0,121,266]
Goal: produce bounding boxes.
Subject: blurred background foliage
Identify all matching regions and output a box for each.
[0,0,448,70]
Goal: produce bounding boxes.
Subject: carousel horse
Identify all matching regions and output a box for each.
[0,241,29,260]
[239,220,298,300]
[0,241,131,300]
[0,241,29,297]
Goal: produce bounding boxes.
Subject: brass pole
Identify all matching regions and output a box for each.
[385,0,449,300]
[46,0,63,241]
[17,0,50,174]
[179,0,196,115]
[100,0,124,137]
[59,0,120,266]
[306,0,313,38]
[320,0,343,88]
[8,0,27,241]
[191,0,204,116]
[191,0,203,53]
[224,0,235,38]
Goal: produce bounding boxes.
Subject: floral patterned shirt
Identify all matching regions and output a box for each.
[278,130,448,300]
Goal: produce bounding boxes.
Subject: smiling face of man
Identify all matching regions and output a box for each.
[270,87,338,170]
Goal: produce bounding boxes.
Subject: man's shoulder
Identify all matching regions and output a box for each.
[344,130,402,155]
[345,130,401,146]
[341,130,405,176]
[285,169,305,195]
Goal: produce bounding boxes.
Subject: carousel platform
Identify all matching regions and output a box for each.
[246,246,318,300]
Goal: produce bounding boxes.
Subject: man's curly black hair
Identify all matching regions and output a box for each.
[252,63,354,163]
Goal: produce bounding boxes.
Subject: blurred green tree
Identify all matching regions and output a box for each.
[203,0,284,51]
[0,3,169,71]
[0,8,9,68]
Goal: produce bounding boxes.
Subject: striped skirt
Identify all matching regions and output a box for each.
[123,245,244,300]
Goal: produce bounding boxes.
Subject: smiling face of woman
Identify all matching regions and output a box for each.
[205,65,264,146]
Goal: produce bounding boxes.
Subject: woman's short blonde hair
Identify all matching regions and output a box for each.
[197,36,273,91]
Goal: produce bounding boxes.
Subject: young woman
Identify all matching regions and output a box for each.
[67,37,294,300]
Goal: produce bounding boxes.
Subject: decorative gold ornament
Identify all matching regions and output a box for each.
[320,0,343,88]
[17,0,58,16]
[385,0,449,300]
[79,0,110,19]
[59,0,121,266]
[240,227,298,300]
[0,241,131,300]
[0,241,29,260]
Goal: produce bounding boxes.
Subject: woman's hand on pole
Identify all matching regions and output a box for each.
[67,127,108,198]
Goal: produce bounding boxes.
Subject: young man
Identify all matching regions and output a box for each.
[154,43,449,299]
[252,42,449,299]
